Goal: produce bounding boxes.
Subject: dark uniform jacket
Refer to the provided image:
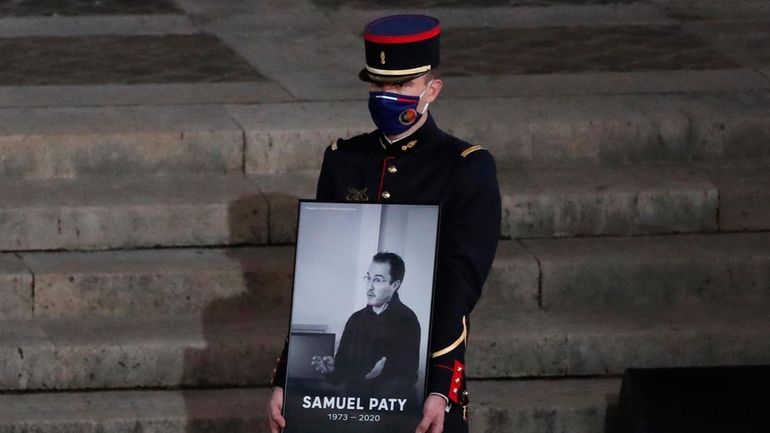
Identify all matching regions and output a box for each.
[273,114,501,431]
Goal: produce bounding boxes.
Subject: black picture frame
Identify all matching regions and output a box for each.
[282,200,441,433]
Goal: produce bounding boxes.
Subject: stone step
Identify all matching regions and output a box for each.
[0,105,244,179]
[262,162,761,240]
[470,378,620,433]
[1,92,769,179]
[0,315,286,391]
[263,162,767,239]
[498,164,718,238]
[1,304,767,391]
[3,162,766,251]
[0,256,32,320]
[508,232,770,311]
[706,161,770,232]
[6,231,768,320]
[469,303,770,379]
[0,175,272,251]
[18,247,295,320]
[0,379,619,433]
[0,388,267,433]
[436,91,770,170]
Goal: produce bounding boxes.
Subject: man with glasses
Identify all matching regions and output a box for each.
[310,252,420,403]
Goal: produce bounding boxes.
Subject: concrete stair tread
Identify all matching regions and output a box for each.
[494,231,770,311]
[260,162,763,238]
[0,379,619,433]
[706,163,770,231]
[474,302,770,335]
[0,174,261,206]
[228,91,770,173]
[470,377,619,408]
[0,255,32,320]
[0,303,768,390]
[2,230,768,319]
[0,314,287,390]
[498,164,718,237]
[4,162,767,250]
[498,164,712,193]
[18,246,295,319]
[0,91,769,178]
[0,105,244,178]
[470,378,620,433]
[0,105,239,137]
[262,163,768,238]
[0,387,267,428]
[470,302,770,378]
[0,174,273,250]
[1,313,286,347]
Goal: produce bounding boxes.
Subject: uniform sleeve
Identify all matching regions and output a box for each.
[427,150,501,403]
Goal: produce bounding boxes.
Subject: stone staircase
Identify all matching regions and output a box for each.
[1,0,770,432]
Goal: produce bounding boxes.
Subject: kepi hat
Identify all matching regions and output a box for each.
[359,15,441,84]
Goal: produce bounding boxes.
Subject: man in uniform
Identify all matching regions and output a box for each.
[268,14,501,433]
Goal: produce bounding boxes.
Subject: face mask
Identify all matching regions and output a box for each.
[368,81,432,136]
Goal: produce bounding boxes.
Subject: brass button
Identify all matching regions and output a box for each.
[381,191,391,200]
[388,165,398,174]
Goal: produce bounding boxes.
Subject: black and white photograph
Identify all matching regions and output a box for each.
[282,201,440,433]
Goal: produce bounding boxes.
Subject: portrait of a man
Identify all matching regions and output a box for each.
[311,252,420,405]
[280,202,439,433]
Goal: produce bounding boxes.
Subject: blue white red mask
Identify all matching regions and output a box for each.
[368,81,432,136]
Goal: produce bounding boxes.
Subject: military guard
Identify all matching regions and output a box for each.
[268,14,501,433]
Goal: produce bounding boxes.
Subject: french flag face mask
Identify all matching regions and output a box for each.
[368,81,432,136]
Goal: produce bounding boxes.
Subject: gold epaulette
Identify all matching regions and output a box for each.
[461,145,484,158]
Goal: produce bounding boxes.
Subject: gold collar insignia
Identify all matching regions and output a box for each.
[346,188,369,202]
[401,140,418,152]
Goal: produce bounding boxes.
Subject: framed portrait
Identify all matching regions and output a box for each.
[282,201,440,433]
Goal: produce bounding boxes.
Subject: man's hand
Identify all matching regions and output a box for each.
[365,356,387,380]
[267,387,286,433]
[415,394,447,433]
[311,355,335,374]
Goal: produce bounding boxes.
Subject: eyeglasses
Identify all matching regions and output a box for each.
[363,275,391,285]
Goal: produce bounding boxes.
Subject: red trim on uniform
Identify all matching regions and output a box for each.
[434,364,454,372]
[378,156,396,201]
[364,26,441,44]
[449,360,465,404]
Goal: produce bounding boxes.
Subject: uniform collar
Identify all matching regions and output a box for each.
[378,114,440,156]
